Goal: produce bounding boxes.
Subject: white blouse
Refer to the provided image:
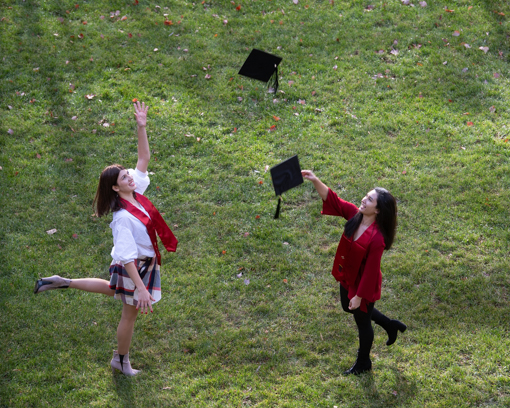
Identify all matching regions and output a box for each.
[110,168,155,265]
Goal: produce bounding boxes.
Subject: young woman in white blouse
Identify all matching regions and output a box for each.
[34,101,177,376]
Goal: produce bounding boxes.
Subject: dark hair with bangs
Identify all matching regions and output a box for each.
[93,164,128,217]
[343,187,397,250]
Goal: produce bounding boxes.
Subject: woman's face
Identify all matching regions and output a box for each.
[359,190,379,216]
[113,169,136,195]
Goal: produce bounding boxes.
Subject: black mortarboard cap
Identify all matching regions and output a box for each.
[270,155,304,219]
[239,49,282,93]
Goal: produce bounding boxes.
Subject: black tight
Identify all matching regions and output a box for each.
[340,284,393,359]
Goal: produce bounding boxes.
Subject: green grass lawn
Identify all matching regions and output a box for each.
[1,0,509,406]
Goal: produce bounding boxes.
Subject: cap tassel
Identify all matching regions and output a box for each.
[274,196,282,219]
[269,65,279,93]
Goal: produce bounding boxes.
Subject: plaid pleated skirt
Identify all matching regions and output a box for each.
[109,257,161,307]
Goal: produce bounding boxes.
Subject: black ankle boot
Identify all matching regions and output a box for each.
[343,353,372,376]
[386,319,407,346]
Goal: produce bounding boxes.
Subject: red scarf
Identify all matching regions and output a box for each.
[120,195,178,265]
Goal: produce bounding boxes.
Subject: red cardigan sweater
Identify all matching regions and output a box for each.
[322,188,385,312]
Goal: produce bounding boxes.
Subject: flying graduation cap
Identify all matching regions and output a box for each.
[270,155,304,219]
[239,49,282,93]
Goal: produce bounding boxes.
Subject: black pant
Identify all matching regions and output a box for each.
[340,284,392,360]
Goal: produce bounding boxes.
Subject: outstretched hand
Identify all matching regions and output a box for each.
[301,170,318,182]
[134,101,148,128]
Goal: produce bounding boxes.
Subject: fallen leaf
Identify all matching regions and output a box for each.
[464,43,471,49]
[236,5,241,11]
[164,20,173,25]
[243,232,250,237]
[259,180,263,185]
[293,0,299,4]
[479,46,489,54]
[269,125,277,131]
[445,8,454,12]
[46,229,57,235]
[467,122,473,126]
[390,49,399,55]
[468,6,473,10]
[255,215,260,219]
[72,233,78,239]
[85,94,95,99]
[205,74,211,79]
[375,50,385,54]
[65,158,73,162]
[273,116,280,121]
[36,153,41,159]
[283,279,288,283]
[298,99,306,105]
[443,61,448,65]
[222,250,226,255]
[71,116,77,120]
[419,1,427,6]
[154,48,159,52]
[244,279,250,285]
[121,16,127,21]
[402,170,407,174]
[452,30,460,37]
[489,106,496,113]
[132,98,138,102]
[494,72,500,78]
[128,33,133,38]
[7,129,14,135]
[462,68,468,73]
[78,33,84,39]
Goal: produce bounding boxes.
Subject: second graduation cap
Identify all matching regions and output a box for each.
[270,155,304,219]
[239,49,282,93]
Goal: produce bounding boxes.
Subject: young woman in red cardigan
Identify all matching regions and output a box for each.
[34,101,177,376]
[302,170,406,375]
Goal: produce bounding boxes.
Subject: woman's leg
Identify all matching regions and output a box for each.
[110,303,140,376]
[344,306,374,375]
[69,278,115,296]
[340,284,352,314]
[371,307,407,346]
[117,303,139,354]
[34,275,115,296]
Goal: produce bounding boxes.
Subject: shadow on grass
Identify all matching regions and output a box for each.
[357,367,418,407]
[112,373,137,408]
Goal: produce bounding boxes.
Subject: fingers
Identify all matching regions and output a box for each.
[133,101,148,114]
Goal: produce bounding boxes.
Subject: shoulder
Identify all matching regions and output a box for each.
[111,209,137,229]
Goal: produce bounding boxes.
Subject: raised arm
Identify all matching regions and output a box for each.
[134,101,150,173]
[302,170,329,201]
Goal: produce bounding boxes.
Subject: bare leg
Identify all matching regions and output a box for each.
[69,278,115,296]
[117,303,139,355]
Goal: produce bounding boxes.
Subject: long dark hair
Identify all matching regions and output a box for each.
[93,164,128,217]
[344,187,397,250]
